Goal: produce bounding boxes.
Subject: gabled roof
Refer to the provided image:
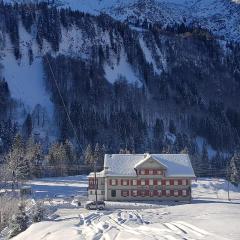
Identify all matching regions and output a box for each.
[103,154,196,178]
[134,154,167,169]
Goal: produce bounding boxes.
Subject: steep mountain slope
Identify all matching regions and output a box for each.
[54,0,240,42]
[0,1,240,171]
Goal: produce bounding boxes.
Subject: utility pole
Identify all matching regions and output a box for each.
[227,166,230,201]
[94,158,98,209]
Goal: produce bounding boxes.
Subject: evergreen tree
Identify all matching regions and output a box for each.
[153,118,164,152]
[22,114,32,139]
[228,152,240,186]
[32,201,44,223]
[169,120,176,135]
[64,139,76,165]
[25,137,43,178]
[6,134,30,185]
[48,142,67,176]
[200,142,210,176]
[84,144,94,166]
[8,203,28,239]
[93,143,101,166]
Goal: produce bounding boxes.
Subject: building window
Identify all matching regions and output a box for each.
[182,180,187,185]
[89,179,94,185]
[158,190,162,196]
[149,179,154,185]
[112,179,118,185]
[166,190,170,196]
[122,180,128,186]
[149,191,154,197]
[149,170,153,175]
[132,179,137,186]
[141,180,145,186]
[132,190,138,197]
[121,190,129,197]
[166,180,170,186]
[101,190,105,195]
[90,190,93,195]
[157,180,162,185]
[141,190,145,197]
[157,170,162,175]
[182,190,187,196]
[174,190,178,197]
[111,190,116,197]
[140,169,145,175]
[174,180,178,186]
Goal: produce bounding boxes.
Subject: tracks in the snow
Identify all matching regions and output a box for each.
[76,210,218,240]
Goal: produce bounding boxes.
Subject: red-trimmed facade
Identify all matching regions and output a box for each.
[87,154,195,201]
[88,168,192,201]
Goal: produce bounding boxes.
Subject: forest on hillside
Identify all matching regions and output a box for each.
[0,2,240,179]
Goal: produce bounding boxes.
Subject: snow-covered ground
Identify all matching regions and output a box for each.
[10,176,240,240]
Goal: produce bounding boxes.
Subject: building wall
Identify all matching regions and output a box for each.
[88,156,194,203]
[88,176,193,202]
[105,176,192,201]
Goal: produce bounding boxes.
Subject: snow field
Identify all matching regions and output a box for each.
[10,176,240,240]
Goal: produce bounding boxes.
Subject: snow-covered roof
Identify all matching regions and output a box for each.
[88,170,105,178]
[104,154,196,178]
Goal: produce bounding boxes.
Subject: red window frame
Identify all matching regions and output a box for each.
[131,190,138,197]
[121,190,129,197]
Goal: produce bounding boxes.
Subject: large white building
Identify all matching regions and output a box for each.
[88,153,196,201]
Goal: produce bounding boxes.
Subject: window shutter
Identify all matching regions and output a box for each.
[145,190,149,196]
[179,190,182,196]
[145,169,149,175]
[137,179,141,185]
[153,179,157,185]
[116,179,118,185]
[170,180,174,185]
[170,190,174,196]
[162,190,166,196]
[153,190,158,196]
[145,179,149,185]
[162,180,166,185]
[127,180,129,185]
[178,179,182,185]
[109,179,112,185]
[121,179,123,185]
